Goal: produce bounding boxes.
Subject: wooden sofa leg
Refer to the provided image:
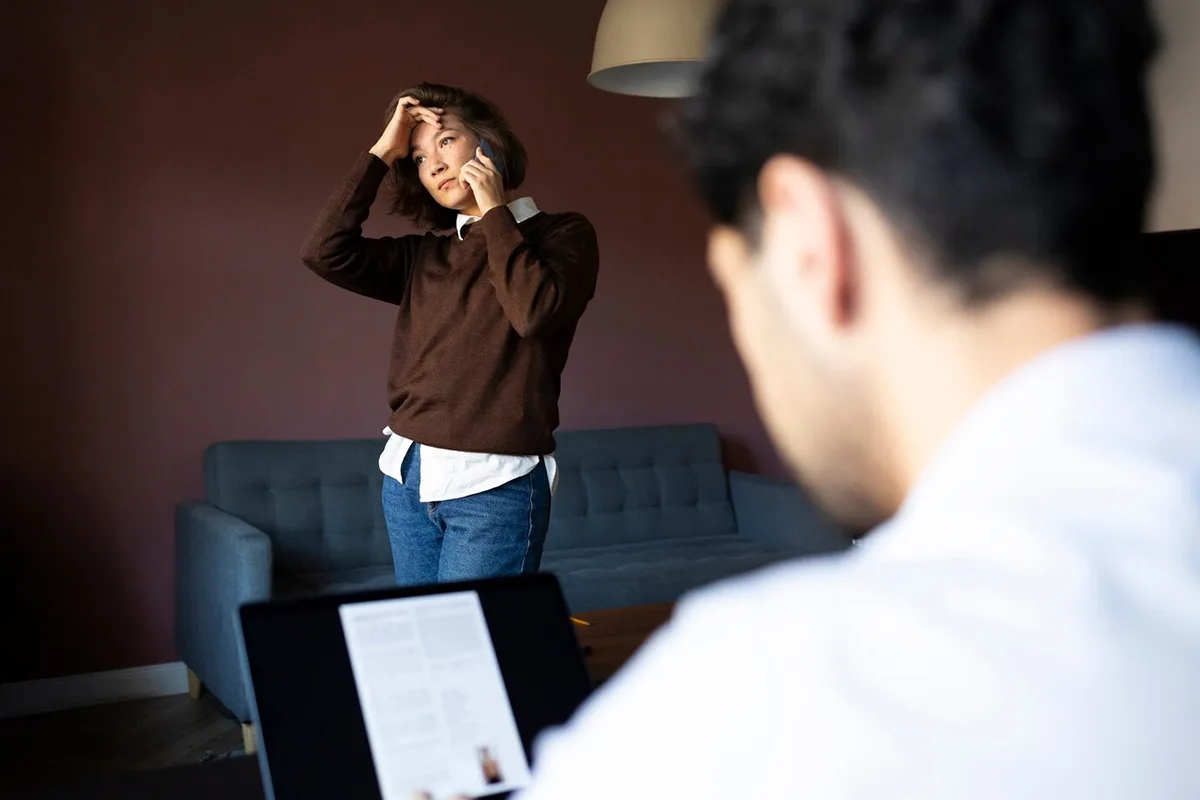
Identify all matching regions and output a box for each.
[187,667,203,700]
[242,723,258,755]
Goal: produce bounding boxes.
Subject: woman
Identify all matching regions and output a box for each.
[301,83,599,586]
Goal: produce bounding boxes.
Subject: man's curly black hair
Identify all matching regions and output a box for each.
[675,0,1161,305]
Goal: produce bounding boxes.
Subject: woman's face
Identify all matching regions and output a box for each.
[410,115,480,212]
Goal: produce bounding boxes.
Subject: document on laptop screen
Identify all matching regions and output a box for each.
[339,591,532,800]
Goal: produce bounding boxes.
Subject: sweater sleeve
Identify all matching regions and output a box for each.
[480,208,600,338]
[299,152,422,305]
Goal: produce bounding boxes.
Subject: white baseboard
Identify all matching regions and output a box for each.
[0,661,189,719]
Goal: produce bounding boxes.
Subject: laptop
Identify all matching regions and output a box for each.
[238,573,593,800]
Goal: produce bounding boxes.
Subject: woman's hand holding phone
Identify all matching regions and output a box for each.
[369,95,443,166]
[459,147,505,216]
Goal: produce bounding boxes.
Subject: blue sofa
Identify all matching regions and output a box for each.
[175,423,846,721]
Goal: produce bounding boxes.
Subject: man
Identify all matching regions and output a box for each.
[515,0,1200,797]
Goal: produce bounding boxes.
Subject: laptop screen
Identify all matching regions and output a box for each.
[239,574,593,800]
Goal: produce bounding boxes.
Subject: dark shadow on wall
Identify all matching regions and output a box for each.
[1144,228,1200,332]
[720,436,761,475]
[0,4,71,684]
[0,5,144,683]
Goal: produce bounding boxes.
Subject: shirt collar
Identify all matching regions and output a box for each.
[871,323,1200,552]
[456,197,541,239]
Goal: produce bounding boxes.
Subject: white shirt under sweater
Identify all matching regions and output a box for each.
[378,197,558,503]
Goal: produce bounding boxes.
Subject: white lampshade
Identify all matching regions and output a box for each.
[588,0,723,98]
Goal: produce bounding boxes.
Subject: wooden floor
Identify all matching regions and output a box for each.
[0,693,245,795]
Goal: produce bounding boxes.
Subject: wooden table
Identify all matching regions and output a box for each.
[574,602,676,686]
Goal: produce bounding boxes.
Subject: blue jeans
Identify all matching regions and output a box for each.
[381,445,552,586]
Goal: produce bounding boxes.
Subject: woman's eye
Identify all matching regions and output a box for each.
[414,156,425,165]
[441,137,453,147]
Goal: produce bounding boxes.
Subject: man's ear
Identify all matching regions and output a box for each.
[707,224,751,294]
[757,155,855,331]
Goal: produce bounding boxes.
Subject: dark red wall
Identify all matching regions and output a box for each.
[0,0,779,682]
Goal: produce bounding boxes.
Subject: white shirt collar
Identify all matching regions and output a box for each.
[875,322,1200,555]
[456,197,541,240]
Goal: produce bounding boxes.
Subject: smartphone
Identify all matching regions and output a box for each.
[477,138,507,184]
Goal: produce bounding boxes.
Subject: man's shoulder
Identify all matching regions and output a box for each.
[659,549,881,669]
[664,520,1068,682]
[521,554,863,799]
[521,549,919,799]
[676,549,856,622]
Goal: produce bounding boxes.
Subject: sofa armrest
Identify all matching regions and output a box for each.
[729,471,849,556]
[175,501,273,721]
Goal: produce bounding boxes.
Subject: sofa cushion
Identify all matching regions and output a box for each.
[204,439,392,576]
[541,535,797,612]
[549,424,737,550]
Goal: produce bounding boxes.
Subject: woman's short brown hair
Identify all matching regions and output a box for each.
[383,83,528,231]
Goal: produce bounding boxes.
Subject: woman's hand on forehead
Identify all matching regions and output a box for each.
[370,95,443,165]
